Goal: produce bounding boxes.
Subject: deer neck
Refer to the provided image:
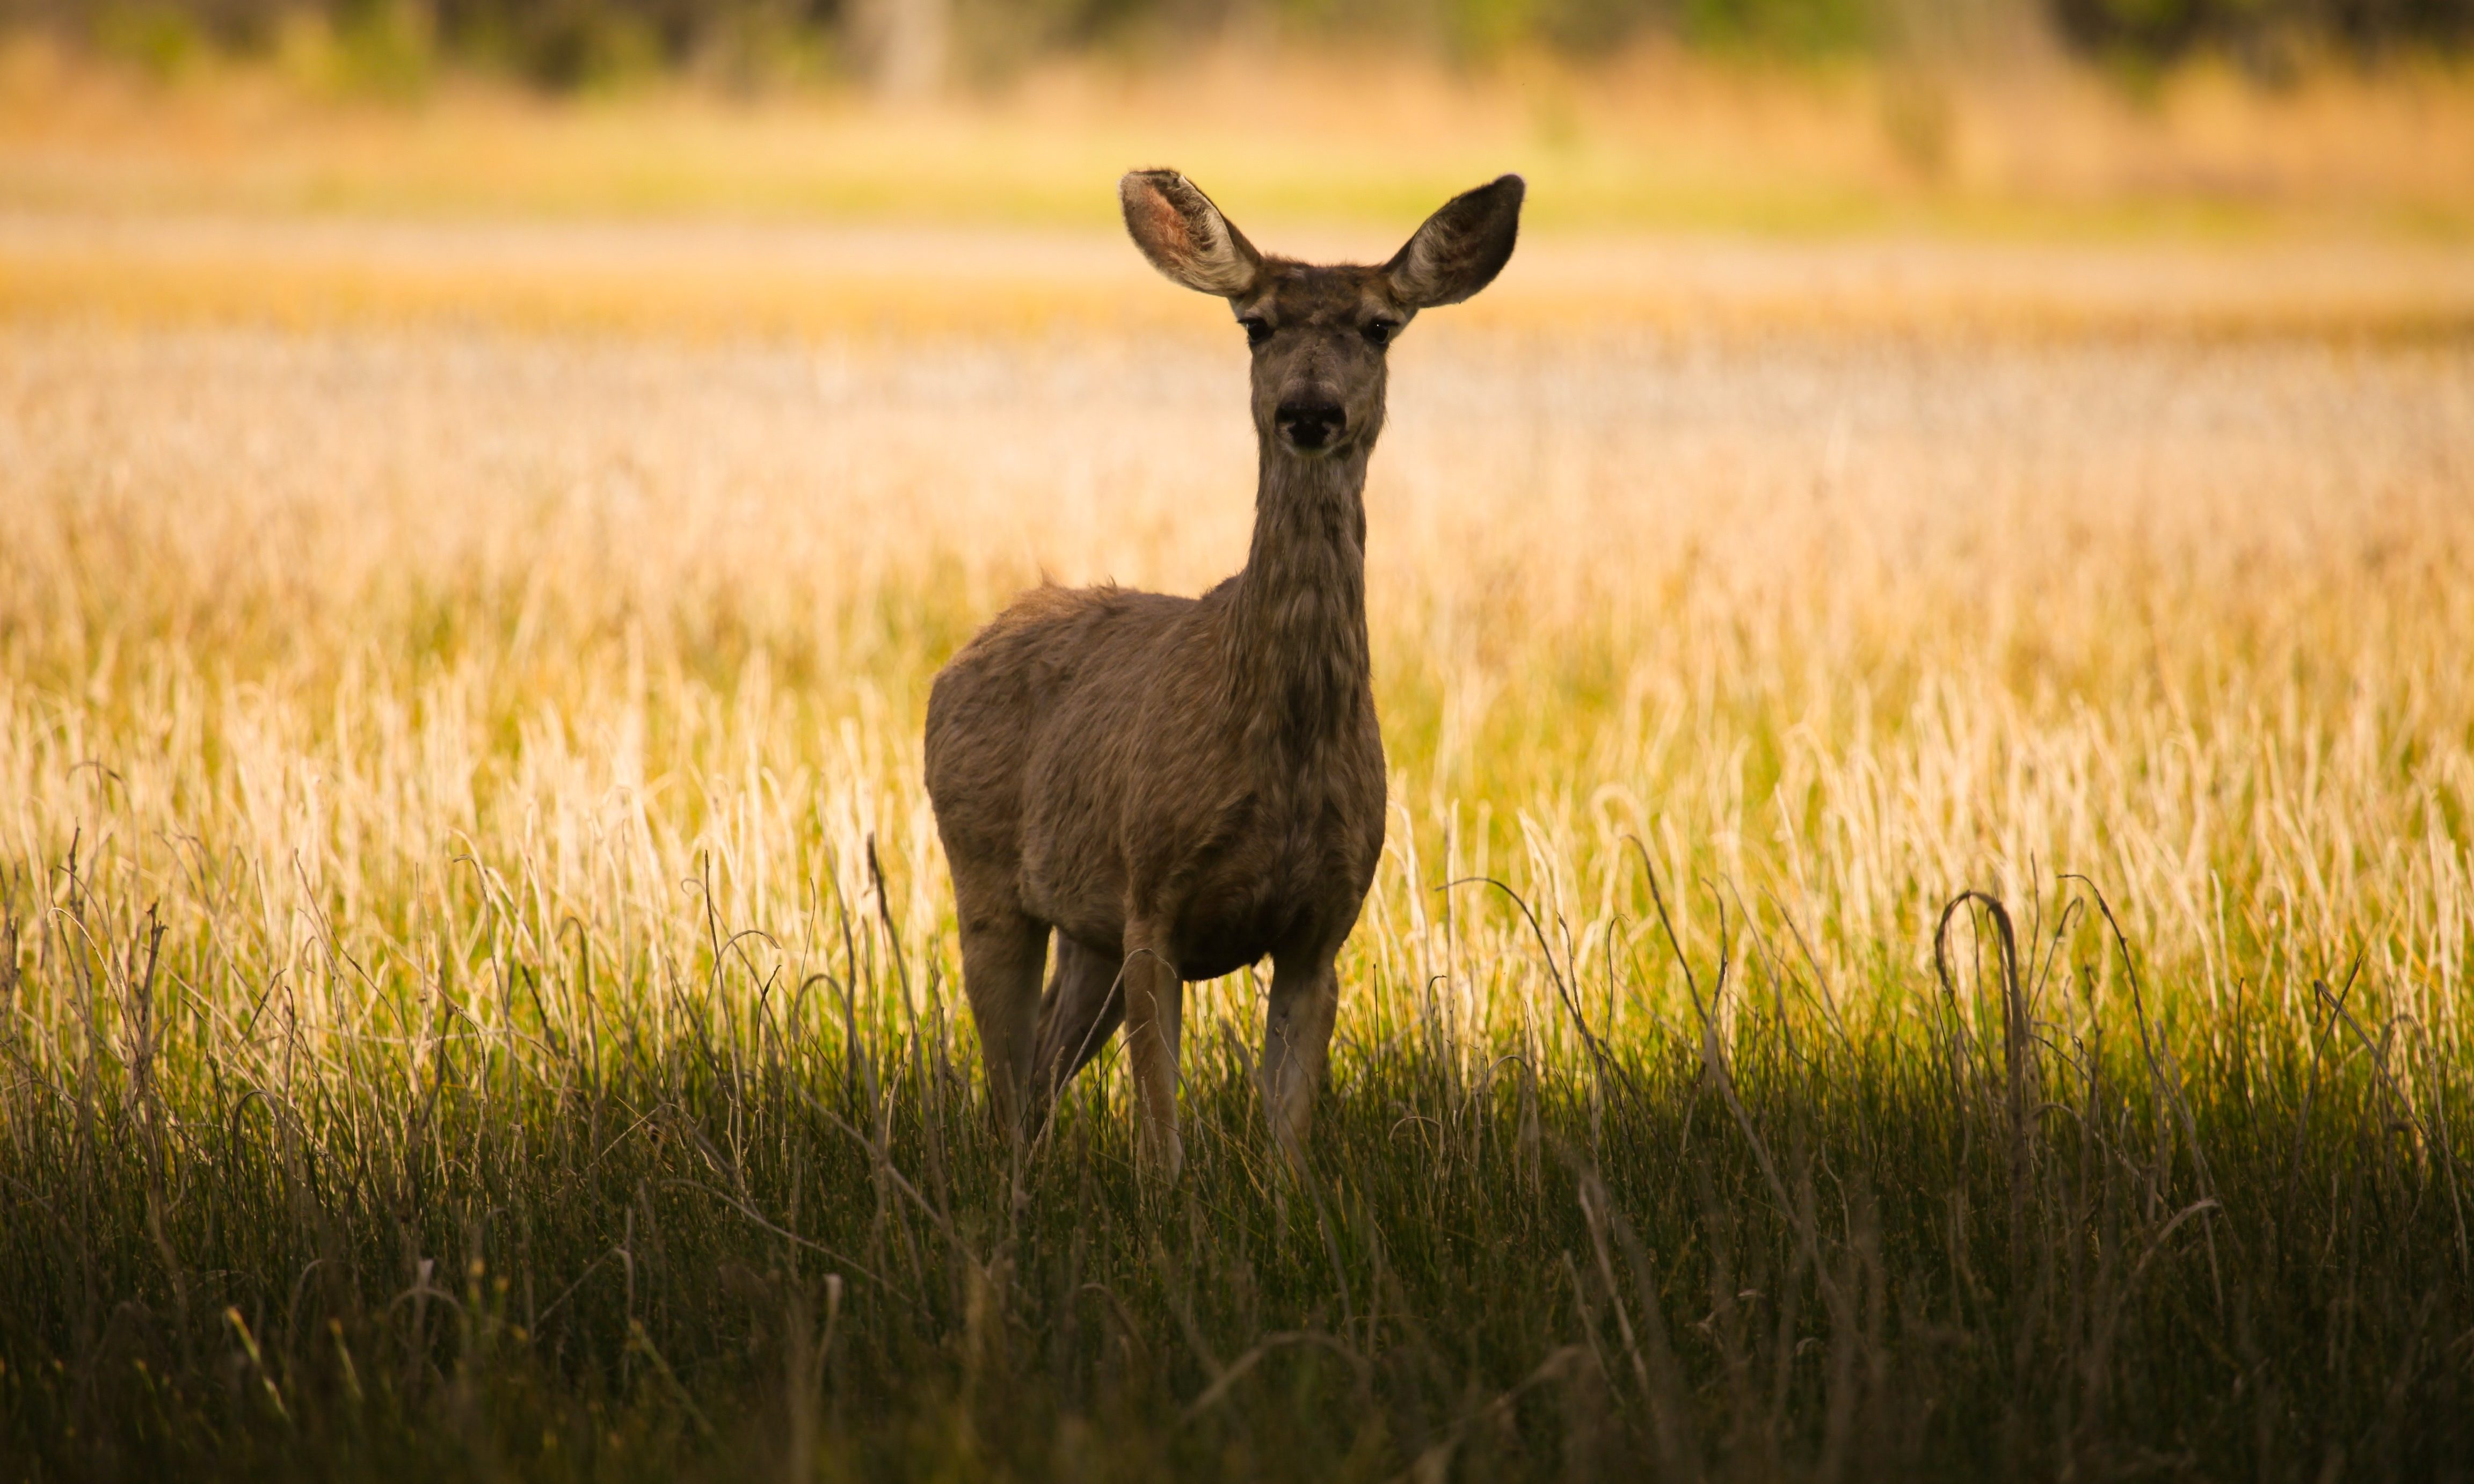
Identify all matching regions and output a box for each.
[1225,440,1373,759]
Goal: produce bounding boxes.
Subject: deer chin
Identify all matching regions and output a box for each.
[1275,423,1358,457]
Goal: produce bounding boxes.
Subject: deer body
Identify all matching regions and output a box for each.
[926,170,1524,1179]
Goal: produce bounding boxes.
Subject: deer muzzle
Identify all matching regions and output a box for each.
[1275,397,1346,452]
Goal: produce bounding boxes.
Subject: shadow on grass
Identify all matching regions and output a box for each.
[1,853,2467,1482]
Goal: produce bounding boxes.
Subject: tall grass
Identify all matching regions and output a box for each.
[1,314,2470,1478]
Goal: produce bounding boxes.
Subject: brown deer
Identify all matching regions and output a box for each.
[925,169,1524,1181]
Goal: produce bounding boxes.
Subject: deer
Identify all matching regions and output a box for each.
[924,169,1525,1182]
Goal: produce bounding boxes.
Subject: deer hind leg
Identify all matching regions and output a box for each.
[1262,950,1341,1168]
[956,905,1047,1140]
[1120,924,1186,1184]
[1028,934,1125,1129]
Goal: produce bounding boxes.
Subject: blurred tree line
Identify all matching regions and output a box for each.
[10,0,2468,93]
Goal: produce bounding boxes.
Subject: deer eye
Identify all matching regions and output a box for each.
[1240,317,1272,347]
[1363,319,1396,348]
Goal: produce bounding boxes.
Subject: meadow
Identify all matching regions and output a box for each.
[2,58,2473,1481]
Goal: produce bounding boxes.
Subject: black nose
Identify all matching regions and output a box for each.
[1277,398,1345,450]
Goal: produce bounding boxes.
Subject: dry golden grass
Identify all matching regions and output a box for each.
[6,307,2466,1060]
[3,46,2470,1075]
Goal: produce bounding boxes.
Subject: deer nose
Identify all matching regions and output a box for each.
[1276,398,1345,450]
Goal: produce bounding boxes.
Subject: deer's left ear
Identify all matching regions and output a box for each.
[1386,175,1524,309]
[1120,170,1264,298]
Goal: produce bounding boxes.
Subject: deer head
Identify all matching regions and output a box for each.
[1119,170,1525,459]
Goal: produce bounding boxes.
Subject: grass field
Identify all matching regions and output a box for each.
[3,61,2473,1481]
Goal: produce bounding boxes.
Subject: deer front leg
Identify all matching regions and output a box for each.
[1120,927,1185,1184]
[1262,950,1340,1169]
[956,910,1046,1140]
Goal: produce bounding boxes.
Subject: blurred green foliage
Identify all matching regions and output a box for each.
[89,1,208,77]
[2051,0,2470,67]
[10,0,2470,90]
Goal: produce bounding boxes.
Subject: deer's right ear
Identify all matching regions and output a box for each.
[1120,170,1263,298]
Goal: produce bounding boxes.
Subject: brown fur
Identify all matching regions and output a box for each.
[924,169,1524,1179]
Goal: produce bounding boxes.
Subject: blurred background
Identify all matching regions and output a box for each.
[12,0,2474,94]
[1,0,2469,262]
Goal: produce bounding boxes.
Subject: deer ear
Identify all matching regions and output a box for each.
[1386,174,1525,309]
[1119,170,1263,298]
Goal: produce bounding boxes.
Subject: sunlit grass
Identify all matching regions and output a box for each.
[1,241,2469,1475]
